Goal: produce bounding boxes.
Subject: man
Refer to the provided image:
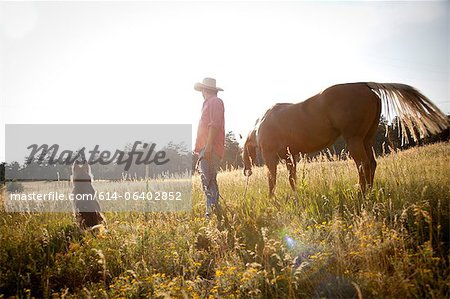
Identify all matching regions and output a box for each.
[194,77,225,217]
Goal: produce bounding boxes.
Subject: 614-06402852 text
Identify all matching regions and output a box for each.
[8,191,183,201]
[98,191,182,201]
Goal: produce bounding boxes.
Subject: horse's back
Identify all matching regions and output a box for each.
[256,82,381,154]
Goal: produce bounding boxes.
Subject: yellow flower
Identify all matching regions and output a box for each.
[215,270,224,277]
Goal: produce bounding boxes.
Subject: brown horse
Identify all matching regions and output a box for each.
[243,82,449,197]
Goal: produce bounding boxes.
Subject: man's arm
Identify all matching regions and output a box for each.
[204,126,218,160]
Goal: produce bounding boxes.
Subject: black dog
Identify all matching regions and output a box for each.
[72,161,105,229]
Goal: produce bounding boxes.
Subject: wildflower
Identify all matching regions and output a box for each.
[215,269,224,277]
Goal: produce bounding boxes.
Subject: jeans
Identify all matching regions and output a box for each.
[198,149,220,215]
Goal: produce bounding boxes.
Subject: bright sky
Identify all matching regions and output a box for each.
[1,1,449,162]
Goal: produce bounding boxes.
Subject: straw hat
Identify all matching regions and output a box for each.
[194,77,224,92]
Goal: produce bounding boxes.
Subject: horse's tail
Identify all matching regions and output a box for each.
[367,82,449,145]
[243,129,257,176]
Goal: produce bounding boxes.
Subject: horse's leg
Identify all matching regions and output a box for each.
[363,133,377,189]
[267,162,277,198]
[286,155,297,192]
[364,143,376,188]
[347,138,371,193]
[363,103,381,189]
[264,154,278,198]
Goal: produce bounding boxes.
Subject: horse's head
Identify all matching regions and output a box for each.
[243,130,257,177]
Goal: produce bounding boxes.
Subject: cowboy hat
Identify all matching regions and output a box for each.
[194,77,224,92]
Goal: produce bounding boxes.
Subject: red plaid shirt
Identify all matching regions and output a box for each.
[195,95,225,158]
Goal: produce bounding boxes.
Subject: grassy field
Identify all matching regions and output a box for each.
[1,142,449,298]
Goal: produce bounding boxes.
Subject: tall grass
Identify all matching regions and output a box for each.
[0,142,449,298]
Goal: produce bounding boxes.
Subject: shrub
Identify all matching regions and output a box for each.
[6,181,24,193]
